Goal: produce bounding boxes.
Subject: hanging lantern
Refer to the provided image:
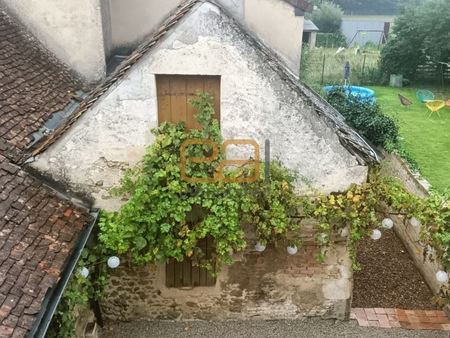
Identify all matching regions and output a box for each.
[436,270,449,284]
[79,267,89,278]
[107,256,121,269]
[287,245,298,255]
[371,229,382,240]
[381,218,394,229]
[317,233,328,244]
[340,227,349,238]
[255,242,266,252]
[410,217,421,228]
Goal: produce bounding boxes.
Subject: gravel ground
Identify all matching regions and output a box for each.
[100,318,450,338]
[353,228,437,309]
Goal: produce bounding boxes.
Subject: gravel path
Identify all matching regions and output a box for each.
[353,228,437,309]
[100,318,449,338]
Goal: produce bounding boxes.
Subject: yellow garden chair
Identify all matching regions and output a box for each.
[425,100,446,118]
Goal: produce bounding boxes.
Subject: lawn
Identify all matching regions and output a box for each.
[370,86,450,191]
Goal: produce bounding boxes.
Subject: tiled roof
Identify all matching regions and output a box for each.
[0,155,91,337]
[0,10,81,164]
[282,0,313,12]
[29,0,377,164]
[303,19,319,32]
[0,9,92,338]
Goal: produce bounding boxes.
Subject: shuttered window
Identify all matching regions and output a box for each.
[165,237,216,288]
[156,75,220,129]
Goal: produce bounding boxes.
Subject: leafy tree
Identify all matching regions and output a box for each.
[311,2,344,33]
[330,0,424,14]
[380,0,450,80]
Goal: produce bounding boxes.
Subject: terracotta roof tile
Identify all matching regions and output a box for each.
[0,10,81,163]
[0,155,91,337]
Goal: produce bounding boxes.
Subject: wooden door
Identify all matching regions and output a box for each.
[156,75,220,129]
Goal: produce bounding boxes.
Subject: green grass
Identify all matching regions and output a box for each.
[370,86,450,191]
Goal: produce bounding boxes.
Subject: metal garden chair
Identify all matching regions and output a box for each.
[416,89,435,103]
[425,100,446,118]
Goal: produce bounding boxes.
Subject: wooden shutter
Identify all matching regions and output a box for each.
[165,237,216,288]
[156,75,220,129]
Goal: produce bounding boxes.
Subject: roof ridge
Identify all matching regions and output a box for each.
[28,0,377,165]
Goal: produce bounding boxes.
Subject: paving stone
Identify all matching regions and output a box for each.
[352,308,450,332]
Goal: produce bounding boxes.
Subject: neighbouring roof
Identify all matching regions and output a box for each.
[0,155,91,337]
[0,9,92,338]
[0,10,82,164]
[282,0,313,13]
[29,0,378,165]
[303,19,319,32]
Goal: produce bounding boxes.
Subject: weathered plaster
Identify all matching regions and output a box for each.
[108,0,184,52]
[0,0,107,83]
[32,2,367,210]
[215,0,304,73]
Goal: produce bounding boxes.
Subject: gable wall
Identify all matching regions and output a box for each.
[31,2,367,211]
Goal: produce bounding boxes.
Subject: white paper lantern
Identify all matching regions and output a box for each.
[436,270,449,284]
[255,242,266,252]
[317,233,328,244]
[107,256,120,269]
[381,218,394,229]
[79,267,89,278]
[371,229,382,240]
[410,217,421,228]
[340,227,349,238]
[287,245,298,255]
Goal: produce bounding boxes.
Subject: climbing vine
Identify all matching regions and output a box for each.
[47,245,109,338]
[97,94,450,283]
[98,93,300,270]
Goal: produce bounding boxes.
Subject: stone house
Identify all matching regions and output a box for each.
[0,0,380,336]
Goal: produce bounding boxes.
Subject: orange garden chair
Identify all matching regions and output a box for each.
[425,100,446,118]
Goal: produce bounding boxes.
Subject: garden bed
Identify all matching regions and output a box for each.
[352,228,438,310]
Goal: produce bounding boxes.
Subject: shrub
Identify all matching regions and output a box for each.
[325,88,398,147]
[311,2,344,33]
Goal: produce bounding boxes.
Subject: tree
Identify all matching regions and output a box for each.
[380,0,450,80]
[330,0,424,14]
[311,2,343,33]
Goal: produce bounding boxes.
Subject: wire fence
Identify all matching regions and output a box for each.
[300,46,381,89]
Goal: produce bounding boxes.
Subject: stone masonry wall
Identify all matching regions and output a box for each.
[380,152,442,295]
[101,240,351,322]
[101,219,352,322]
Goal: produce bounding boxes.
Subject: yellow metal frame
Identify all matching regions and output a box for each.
[425,100,446,118]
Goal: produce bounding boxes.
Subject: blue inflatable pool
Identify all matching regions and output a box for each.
[323,85,376,104]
